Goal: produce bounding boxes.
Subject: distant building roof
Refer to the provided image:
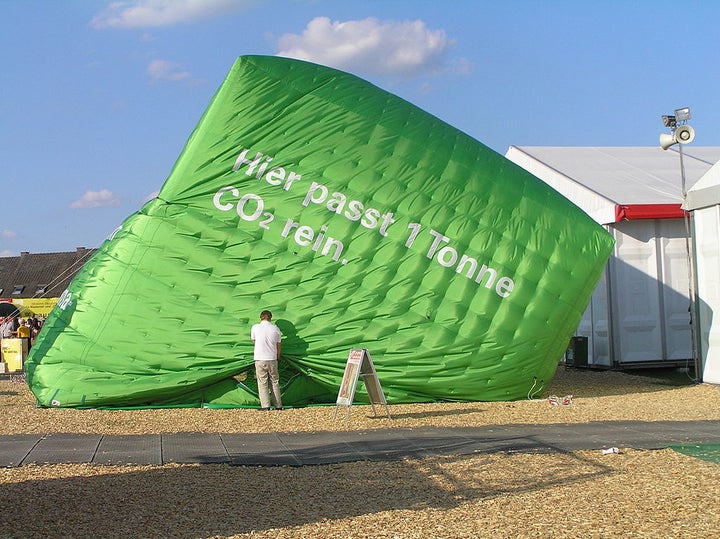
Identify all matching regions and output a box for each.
[0,247,96,300]
[505,146,720,224]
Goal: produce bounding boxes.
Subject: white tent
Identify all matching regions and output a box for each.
[683,159,720,384]
[506,146,720,371]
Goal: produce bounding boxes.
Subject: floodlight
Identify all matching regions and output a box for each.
[662,115,676,128]
[659,106,695,150]
[675,107,691,122]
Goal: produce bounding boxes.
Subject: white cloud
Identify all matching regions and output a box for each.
[147,59,192,82]
[277,17,458,79]
[91,0,253,29]
[143,190,160,202]
[2,229,17,239]
[70,190,121,209]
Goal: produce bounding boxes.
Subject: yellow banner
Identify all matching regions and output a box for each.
[11,298,58,317]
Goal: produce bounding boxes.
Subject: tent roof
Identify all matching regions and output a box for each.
[684,159,720,210]
[505,146,720,224]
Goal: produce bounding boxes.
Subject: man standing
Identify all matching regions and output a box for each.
[1,317,14,340]
[250,310,283,410]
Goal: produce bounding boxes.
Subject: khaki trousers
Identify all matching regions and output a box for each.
[255,360,282,409]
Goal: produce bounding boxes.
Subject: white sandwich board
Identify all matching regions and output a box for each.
[334,348,390,420]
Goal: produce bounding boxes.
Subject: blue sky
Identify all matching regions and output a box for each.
[1,0,718,256]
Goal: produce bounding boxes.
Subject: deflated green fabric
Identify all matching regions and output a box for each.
[25,55,614,408]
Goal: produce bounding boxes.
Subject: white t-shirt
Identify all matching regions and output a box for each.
[1,320,13,338]
[251,320,282,361]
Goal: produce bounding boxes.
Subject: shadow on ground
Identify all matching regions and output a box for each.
[0,448,611,538]
[372,407,485,420]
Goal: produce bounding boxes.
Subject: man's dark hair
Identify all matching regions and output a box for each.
[260,310,272,321]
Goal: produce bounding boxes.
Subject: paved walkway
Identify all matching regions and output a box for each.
[2,420,719,467]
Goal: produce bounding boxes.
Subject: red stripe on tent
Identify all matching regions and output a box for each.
[614,204,687,222]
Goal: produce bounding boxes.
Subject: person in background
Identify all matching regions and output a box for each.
[250,310,283,411]
[16,320,30,340]
[1,316,15,340]
[29,317,42,346]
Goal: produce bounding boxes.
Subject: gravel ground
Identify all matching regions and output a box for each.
[1,367,719,538]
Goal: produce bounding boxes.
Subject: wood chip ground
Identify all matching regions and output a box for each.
[2,368,719,538]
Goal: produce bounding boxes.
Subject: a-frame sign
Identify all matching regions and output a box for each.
[334,348,391,420]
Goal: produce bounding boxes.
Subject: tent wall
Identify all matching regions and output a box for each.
[576,266,611,367]
[614,220,692,364]
[569,219,692,367]
[506,146,700,369]
[692,205,720,383]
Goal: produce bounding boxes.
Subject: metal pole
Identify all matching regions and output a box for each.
[679,144,700,380]
[679,144,687,197]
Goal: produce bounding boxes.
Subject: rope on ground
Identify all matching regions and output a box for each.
[527,377,545,400]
